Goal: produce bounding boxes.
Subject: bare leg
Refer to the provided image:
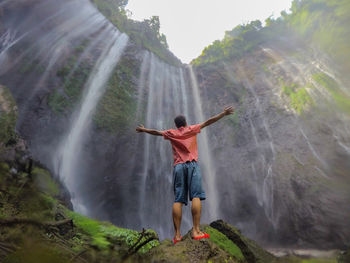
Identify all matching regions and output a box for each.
[191,197,204,237]
[172,202,183,240]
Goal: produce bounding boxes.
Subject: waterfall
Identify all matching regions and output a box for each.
[56,32,128,214]
[188,65,219,220]
[134,55,220,238]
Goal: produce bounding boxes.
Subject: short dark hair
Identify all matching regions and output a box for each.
[174,115,187,128]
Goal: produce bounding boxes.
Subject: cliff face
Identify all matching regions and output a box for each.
[1,0,350,250]
[193,42,350,248]
[0,80,343,263]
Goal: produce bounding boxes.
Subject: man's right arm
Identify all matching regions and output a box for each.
[136,124,163,136]
[200,106,235,129]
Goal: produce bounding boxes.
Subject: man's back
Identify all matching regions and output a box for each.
[162,124,201,165]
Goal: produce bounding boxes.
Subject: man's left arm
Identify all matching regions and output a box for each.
[136,124,163,136]
[200,106,235,129]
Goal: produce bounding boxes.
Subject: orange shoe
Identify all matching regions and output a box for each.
[172,236,183,244]
[192,232,210,240]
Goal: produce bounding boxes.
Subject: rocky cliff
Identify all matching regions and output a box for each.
[0,0,349,252]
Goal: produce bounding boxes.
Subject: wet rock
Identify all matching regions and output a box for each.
[210,220,276,263]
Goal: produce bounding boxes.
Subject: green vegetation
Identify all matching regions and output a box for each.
[312,72,350,115]
[66,210,159,251]
[94,55,138,133]
[192,20,268,65]
[281,82,313,114]
[48,40,92,114]
[19,58,45,74]
[0,86,17,147]
[92,0,180,66]
[204,226,244,261]
[3,245,65,263]
[287,0,350,73]
[32,167,60,196]
[0,147,159,262]
[192,0,350,72]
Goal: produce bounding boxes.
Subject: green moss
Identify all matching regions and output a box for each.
[65,210,159,252]
[32,167,60,196]
[4,244,68,263]
[204,226,244,261]
[312,72,350,115]
[281,83,313,114]
[94,56,138,133]
[47,89,69,114]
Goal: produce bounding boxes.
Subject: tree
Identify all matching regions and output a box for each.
[146,16,161,37]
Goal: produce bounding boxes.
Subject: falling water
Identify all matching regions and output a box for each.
[133,56,220,238]
[56,32,128,214]
[188,65,219,220]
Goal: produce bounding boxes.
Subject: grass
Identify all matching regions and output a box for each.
[204,226,244,261]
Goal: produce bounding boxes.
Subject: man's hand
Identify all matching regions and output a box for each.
[136,124,145,133]
[223,106,234,115]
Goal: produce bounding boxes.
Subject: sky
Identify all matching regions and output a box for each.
[126,0,294,63]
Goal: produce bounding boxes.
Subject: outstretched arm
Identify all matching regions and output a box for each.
[136,124,163,136]
[200,106,235,129]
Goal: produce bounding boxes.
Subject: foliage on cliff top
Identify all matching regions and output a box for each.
[92,0,181,66]
[192,0,350,71]
[286,0,350,73]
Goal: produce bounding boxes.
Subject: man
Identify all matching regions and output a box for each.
[136,106,234,243]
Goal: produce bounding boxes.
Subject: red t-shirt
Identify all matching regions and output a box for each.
[162,124,201,165]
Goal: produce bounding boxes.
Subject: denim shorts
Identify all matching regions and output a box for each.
[173,161,206,206]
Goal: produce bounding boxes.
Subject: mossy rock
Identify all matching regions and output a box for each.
[203,225,245,261]
[146,225,244,263]
[210,220,277,263]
